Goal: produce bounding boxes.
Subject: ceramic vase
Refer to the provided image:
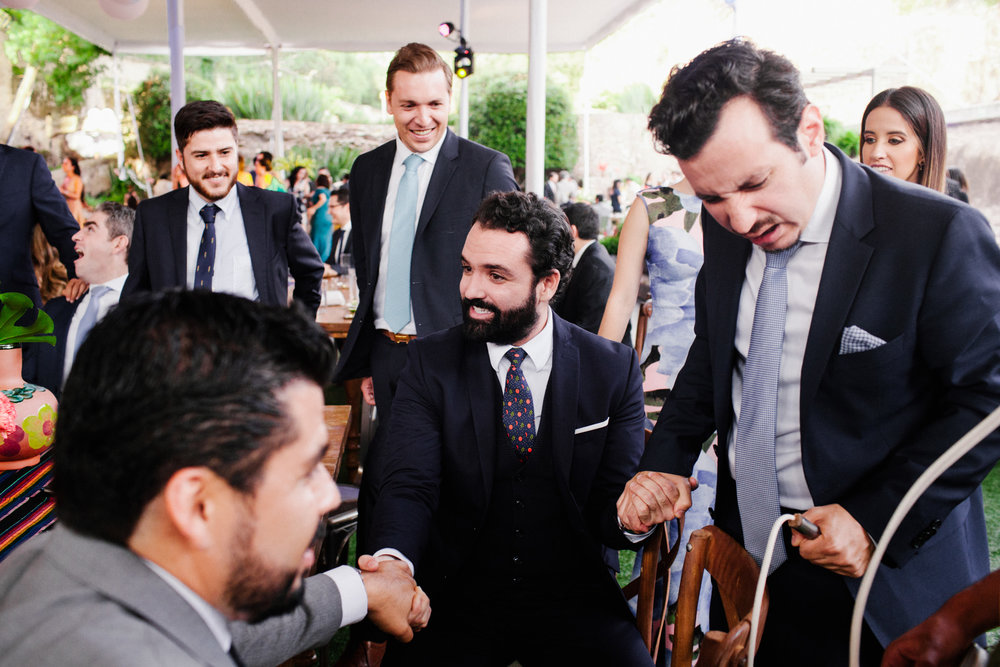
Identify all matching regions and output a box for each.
[0,344,58,470]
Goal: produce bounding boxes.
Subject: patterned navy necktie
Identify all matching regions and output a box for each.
[735,242,801,573]
[195,203,219,290]
[503,347,536,462]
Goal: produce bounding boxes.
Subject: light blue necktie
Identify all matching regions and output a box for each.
[73,285,111,361]
[734,242,800,574]
[384,153,423,332]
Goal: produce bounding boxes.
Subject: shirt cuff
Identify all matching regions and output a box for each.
[323,566,368,627]
[617,515,655,543]
[372,548,415,576]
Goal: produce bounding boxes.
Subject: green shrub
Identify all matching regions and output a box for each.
[275,145,361,179]
[469,75,578,178]
[824,117,860,159]
[222,72,340,123]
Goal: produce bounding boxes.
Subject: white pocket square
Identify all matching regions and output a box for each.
[839,325,886,355]
[574,418,610,435]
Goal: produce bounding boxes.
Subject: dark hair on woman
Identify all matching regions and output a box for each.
[65,156,81,176]
[861,87,947,192]
[315,173,332,189]
[647,38,809,161]
[173,100,238,151]
[53,290,336,545]
[473,191,573,297]
[289,165,307,186]
[256,151,274,171]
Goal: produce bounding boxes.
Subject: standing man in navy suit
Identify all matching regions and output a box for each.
[25,202,133,398]
[334,43,517,546]
[0,144,79,307]
[122,101,323,315]
[370,191,651,665]
[617,40,1000,664]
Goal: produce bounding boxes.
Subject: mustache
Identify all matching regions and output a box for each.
[462,297,499,316]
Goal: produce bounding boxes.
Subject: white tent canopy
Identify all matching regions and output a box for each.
[24,0,655,192]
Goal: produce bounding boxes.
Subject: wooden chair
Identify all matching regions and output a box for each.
[670,526,768,667]
[634,298,653,356]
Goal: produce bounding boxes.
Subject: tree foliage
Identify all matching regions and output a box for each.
[132,71,217,164]
[2,9,107,113]
[469,74,578,177]
[824,117,860,158]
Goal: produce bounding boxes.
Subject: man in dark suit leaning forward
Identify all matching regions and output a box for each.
[369,191,653,666]
[617,39,1000,665]
[0,291,429,665]
[123,100,324,315]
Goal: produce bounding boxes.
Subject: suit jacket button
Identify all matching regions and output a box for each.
[512,555,522,566]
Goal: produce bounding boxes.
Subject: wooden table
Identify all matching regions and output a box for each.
[322,404,352,479]
[316,305,355,338]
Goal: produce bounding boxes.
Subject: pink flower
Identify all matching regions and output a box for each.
[0,394,16,441]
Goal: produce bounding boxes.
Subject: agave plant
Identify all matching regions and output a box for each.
[0,292,56,346]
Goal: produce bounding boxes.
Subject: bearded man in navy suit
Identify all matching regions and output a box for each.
[122,100,323,315]
[617,39,1000,665]
[369,191,652,665]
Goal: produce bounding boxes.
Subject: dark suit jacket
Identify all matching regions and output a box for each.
[334,130,518,380]
[21,294,78,398]
[0,145,79,307]
[369,315,645,599]
[122,184,323,315]
[0,525,344,666]
[554,240,628,342]
[642,145,1000,644]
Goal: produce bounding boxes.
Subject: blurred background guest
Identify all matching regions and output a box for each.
[860,86,947,192]
[59,156,85,223]
[947,166,970,203]
[308,173,333,263]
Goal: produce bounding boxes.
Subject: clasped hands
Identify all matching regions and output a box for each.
[616,472,874,577]
[357,554,431,642]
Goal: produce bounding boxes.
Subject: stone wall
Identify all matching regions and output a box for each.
[947,107,1000,236]
[235,119,396,159]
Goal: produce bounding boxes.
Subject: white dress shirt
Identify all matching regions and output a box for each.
[571,239,596,269]
[144,559,367,654]
[372,133,447,335]
[728,147,842,510]
[185,185,258,301]
[63,273,128,381]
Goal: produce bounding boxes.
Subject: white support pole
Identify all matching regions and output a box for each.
[458,0,469,139]
[581,49,592,197]
[112,49,124,173]
[525,0,547,195]
[271,47,284,157]
[167,0,185,168]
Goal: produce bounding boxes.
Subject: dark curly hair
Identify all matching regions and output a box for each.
[473,191,574,297]
[647,38,809,160]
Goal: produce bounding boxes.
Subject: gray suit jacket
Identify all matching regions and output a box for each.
[0,526,344,666]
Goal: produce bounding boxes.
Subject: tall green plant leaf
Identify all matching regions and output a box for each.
[0,293,56,346]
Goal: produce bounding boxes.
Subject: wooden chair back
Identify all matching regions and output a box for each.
[671,525,768,667]
[634,299,653,355]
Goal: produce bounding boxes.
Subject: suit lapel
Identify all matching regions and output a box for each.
[548,316,579,490]
[800,148,875,411]
[365,143,395,272]
[237,184,272,304]
[465,338,499,499]
[168,188,190,287]
[416,130,459,237]
[705,218,750,438]
[48,527,233,667]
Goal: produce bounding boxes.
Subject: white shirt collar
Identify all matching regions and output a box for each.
[393,129,448,170]
[143,558,233,652]
[187,183,240,221]
[486,306,555,373]
[798,146,841,245]
[572,239,596,268]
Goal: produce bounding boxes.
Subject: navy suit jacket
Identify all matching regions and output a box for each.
[334,130,517,380]
[369,315,645,600]
[642,145,1000,644]
[554,240,629,345]
[0,145,79,307]
[21,295,78,398]
[122,184,323,315]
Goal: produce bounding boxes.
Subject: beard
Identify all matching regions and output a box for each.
[462,289,539,345]
[222,516,324,623]
[188,168,236,203]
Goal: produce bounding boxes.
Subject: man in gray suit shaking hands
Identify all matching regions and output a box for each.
[0,291,428,666]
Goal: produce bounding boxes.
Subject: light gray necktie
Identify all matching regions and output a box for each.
[73,285,111,361]
[735,242,800,574]
[384,153,423,332]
